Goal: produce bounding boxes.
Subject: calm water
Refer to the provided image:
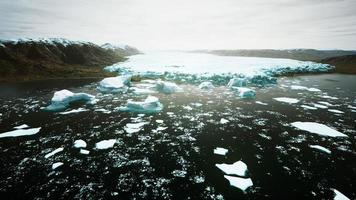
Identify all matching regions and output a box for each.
[0,74,355,199]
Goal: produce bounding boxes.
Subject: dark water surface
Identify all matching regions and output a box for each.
[0,74,355,199]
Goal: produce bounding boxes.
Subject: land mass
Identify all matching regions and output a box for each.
[0,38,140,82]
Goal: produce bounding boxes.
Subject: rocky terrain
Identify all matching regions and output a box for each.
[0,38,140,81]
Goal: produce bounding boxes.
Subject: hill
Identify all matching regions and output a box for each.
[318,54,356,74]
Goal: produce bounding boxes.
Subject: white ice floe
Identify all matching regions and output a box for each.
[79,149,90,155]
[52,162,64,170]
[118,96,163,113]
[220,118,229,124]
[273,97,299,104]
[214,147,228,155]
[301,105,317,110]
[95,139,117,150]
[224,175,253,191]
[45,147,64,159]
[198,81,215,90]
[255,101,268,105]
[318,101,335,106]
[73,139,87,148]
[227,77,247,87]
[348,105,356,110]
[310,145,331,154]
[14,124,29,129]
[231,87,256,99]
[291,122,348,137]
[319,95,338,100]
[0,127,41,139]
[156,120,164,124]
[216,161,248,176]
[332,188,350,200]
[328,109,344,114]
[156,81,182,94]
[313,103,328,109]
[44,89,96,111]
[124,122,148,134]
[59,108,88,115]
[97,76,131,93]
[290,85,321,92]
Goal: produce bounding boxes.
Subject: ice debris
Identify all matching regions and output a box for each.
[273,97,299,104]
[214,147,228,156]
[291,122,348,137]
[231,87,256,99]
[227,77,247,87]
[52,162,64,170]
[118,96,163,113]
[0,127,41,139]
[198,81,215,90]
[220,118,229,124]
[156,81,182,94]
[45,147,64,159]
[124,122,148,134]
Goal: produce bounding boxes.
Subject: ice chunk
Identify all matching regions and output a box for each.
[73,139,87,148]
[124,122,148,134]
[301,105,317,110]
[97,76,131,93]
[290,85,321,92]
[220,118,229,124]
[119,96,163,113]
[224,175,253,191]
[232,87,256,99]
[214,147,228,155]
[14,124,29,129]
[95,139,116,150]
[274,97,299,104]
[332,188,350,200]
[198,81,215,90]
[227,78,247,87]
[59,108,88,115]
[328,109,344,114]
[291,122,348,137]
[156,81,182,94]
[52,162,64,170]
[79,149,90,155]
[216,161,248,176]
[129,87,155,95]
[313,103,328,109]
[45,147,64,159]
[310,145,331,154]
[44,89,95,112]
[0,127,41,139]
[255,101,268,105]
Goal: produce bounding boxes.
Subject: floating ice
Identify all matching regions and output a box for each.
[129,87,155,95]
[319,95,338,100]
[44,89,96,112]
[224,175,253,191]
[220,118,229,124]
[52,162,64,170]
[119,96,163,113]
[79,149,90,155]
[73,140,87,148]
[255,101,268,105]
[97,76,131,93]
[214,147,228,155]
[172,170,187,178]
[227,78,247,87]
[95,139,117,150]
[290,85,321,92]
[274,97,299,104]
[198,81,215,90]
[156,81,182,94]
[124,122,148,134]
[313,103,328,109]
[318,101,335,106]
[310,145,331,154]
[328,109,344,114]
[332,188,350,200]
[0,127,41,139]
[45,147,64,159]
[14,124,29,129]
[291,122,348,137]
[301,105,317,110]
[232,87,256,99]
[59,108,88,115]
[216,161,248,176]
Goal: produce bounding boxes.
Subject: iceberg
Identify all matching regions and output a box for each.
[118,96,163,113]
[95,139,117,150]
[97,76,131,93]
[216,161,248,177]
[73,139,87,148]
[0,127,41,139]
[156,81,182,94]
[224,175,253,191]
[198,81,215,90]
[227,77,247,87]
[291,122,348,137]
[231,87,256,99]
[44,89,96,112]
[332,188,350,200]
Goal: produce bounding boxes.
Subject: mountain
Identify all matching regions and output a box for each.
[318,54,356,74]
[0,38,140,81]
[101,43,140,56]
[201,49,356,62]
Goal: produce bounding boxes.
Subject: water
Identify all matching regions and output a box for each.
[0,72,355,199]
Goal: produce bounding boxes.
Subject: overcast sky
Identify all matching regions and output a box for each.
[1,0,356,50]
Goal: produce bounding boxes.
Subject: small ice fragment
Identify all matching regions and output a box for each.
[224,175,253,191]
[73,139,87,148]
[291,122,347,137]
[313,103,328,109]
[14,124,29,129]
[216,161,248,176]
[214,147,228,155]
[301,105,317,110]
[255,101,268,105]
[232,87,256,99]
[79,149,90,155]
[52,162,64,170]
[310,145,331,154]
[45,147,64,159]
[227,78,247,87]
[273,97,299,104]
[95,139,117,150]
[156,120,164,124]
[347,105,356,110]
[118,96,163,113]
[220,118,229,124]
[172,170,187,178]
[0,127,41,139]
[198,81,215,90]
[318,101,334,106]
[307,88,321,92]
[183,105,193,111]
[124,122,148,134]
[319,95,338,100]
[332,188,350,200]
[59,108,88,115]
[156,81,182,94]
[328,109,344,114]
[291,85,308,90]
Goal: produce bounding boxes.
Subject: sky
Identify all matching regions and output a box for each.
[0,0,356,50]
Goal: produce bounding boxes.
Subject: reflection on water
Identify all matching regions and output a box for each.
[0,74,355,199]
